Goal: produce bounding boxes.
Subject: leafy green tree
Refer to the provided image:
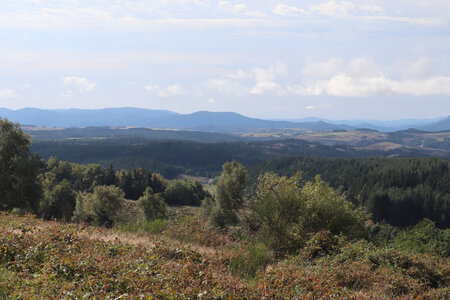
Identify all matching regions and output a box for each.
[0,118,42,212]
[73,185,124,227]
[249,172,305,254]
[137,187,168,221]
[164,180,201,206]
[393,219,450,257]
[302,175,369,238]
[249,172,368,255]
[40,180,76,221]
[210,161,248,227]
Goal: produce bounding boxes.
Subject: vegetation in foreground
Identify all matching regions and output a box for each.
[0,212,449,299]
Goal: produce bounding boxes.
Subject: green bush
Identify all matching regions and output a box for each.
[40,179,77,221]
[393,219,450,257]
[73,185,124,227]
[248,172,369,255]
[163,180,201,206]
[137,187,168,221]
[229,243,272,279]
[209,161,248,228]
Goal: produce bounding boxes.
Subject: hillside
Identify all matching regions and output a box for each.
[1,213,449,299]
[421,116,450,131]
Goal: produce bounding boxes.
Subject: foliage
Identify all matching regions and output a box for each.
[248,172,305,254]
[248,172,368,255]
[229,243,272,279]
[40,179,77,221]
[163,180,204,206]
[137,187,168,221]
[167,215,233,248]
[393,219,450,257]
[121,219,168,234]
[302,175,369,238]
[209,161,248,228]
[251,156,450,228]
[0,118,42,213]
[73,185,124,227]
[1,212,448,299]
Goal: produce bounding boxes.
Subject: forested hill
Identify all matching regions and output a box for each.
[29,137,447,179]
[250,156,450,228]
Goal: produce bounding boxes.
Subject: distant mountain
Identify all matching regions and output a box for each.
[420,117,450,131]
[1,107,447,133]
[277,116,448,132]
[0,107,352,132]
[0,107,177,127]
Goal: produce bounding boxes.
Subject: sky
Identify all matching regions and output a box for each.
[0,0,449,120]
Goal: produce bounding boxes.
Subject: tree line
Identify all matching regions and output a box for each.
[250,156,450,228]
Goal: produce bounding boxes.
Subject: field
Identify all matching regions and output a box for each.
[1,212,449,299]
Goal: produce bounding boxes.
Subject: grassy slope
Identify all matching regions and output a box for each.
[1,212,449,299]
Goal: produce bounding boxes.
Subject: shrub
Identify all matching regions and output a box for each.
[40,180,77,221]
[302,176,369,239]
[163,181,201,206]
[248,172,369,255]
[248,172,305,255]
[393,219,450,257]
[209,161,248,228]
[73,185,124,227]
[229,243,272,279]
[137,187,168,221]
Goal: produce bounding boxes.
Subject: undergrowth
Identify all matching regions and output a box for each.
[0,212,449,299]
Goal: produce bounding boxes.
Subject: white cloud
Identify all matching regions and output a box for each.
[306,103,331,110]
[250,82,281,95]
[144,84,182,98]
[273,4,308,17]
[207,78,248,96]
[216,1,265,17]
[63,76,96,92]
[209,63,288,96]
[303,57,380,79]
[289,74,450,97]
[208,98,216,103]
[0,89,19,98]
[310,1,357,17]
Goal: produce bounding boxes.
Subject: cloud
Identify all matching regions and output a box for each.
[144,84,182,98]
[208,98,216,103]
[303,57,380,79]
[310,1,357,17]
[289,74,450,97]
[273,4,308,17]
[271,1,444,25]
[217,1,266,17]
[306,103,331,110]
[63,76,96,92]
[209,63,288,96]
[250,82,282,95]
[0,89,19,98]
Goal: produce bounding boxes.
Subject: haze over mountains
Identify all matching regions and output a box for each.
[0,107,448,133]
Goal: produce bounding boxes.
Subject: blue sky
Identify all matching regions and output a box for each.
[0,0,449,119]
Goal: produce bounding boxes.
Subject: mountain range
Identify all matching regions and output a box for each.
[0,107,448,132]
